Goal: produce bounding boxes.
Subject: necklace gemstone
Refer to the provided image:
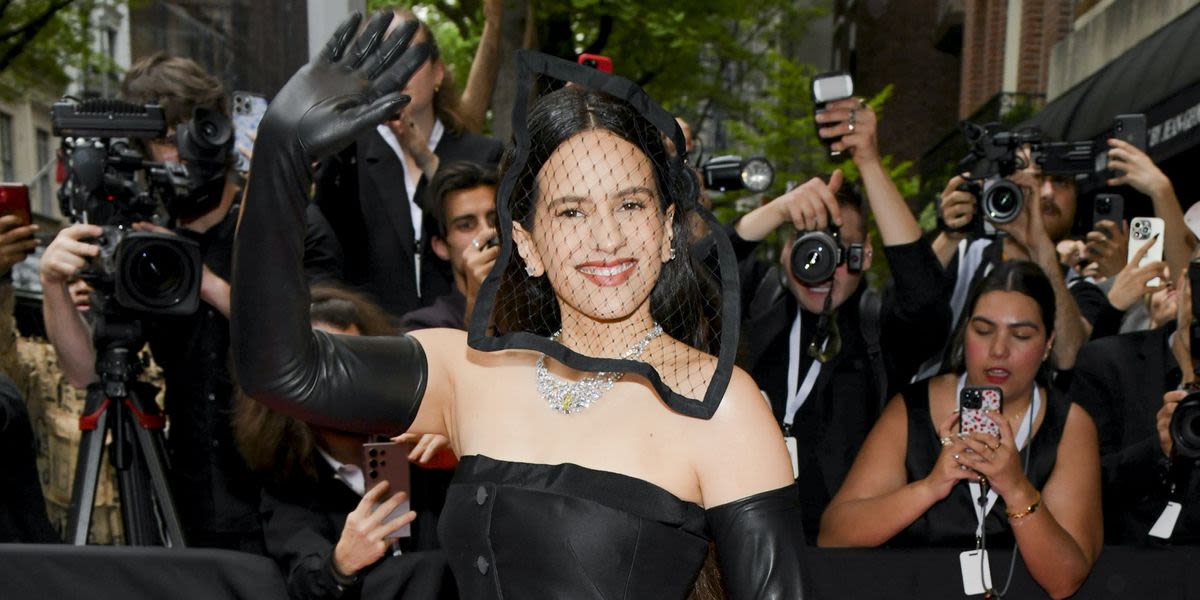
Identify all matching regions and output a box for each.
[537,323,664,415]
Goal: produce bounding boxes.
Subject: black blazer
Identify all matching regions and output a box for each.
[1068,326,1200,545]
[315,127,504,318]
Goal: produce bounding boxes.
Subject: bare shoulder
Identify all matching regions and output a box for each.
[688,364,793,507]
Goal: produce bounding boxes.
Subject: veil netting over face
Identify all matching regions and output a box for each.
[467,50,741,420]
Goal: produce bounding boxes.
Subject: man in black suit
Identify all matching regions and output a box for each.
[1069,267,1200,545]
[313,23,503,320]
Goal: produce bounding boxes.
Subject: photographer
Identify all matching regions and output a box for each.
[927,153,1098,372]
[40,54,333,552]
[732,97,949,541]
[399,161,498,333]
[1068,261,1200,545]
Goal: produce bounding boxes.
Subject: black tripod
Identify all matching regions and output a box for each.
[66,311,186,546]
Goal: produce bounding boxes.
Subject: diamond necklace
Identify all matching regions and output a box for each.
[536,322,664,415]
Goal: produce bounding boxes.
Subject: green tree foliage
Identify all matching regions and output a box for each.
[0,0,120,100]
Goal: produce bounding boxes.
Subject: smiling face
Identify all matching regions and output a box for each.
[512,129,673,324]
[963,290,1054,402]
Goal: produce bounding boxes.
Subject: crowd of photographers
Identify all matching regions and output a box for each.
[0,4,1198,599]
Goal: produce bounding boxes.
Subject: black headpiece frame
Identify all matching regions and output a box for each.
[466,50,741,420]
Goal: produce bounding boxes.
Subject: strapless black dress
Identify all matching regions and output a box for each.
[439,455,709,599]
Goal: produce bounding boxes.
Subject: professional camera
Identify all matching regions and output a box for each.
[789,222,865,285]
[84,227,202,315]
[52,98,232,316]
[950,121,1098,231]
[700,155,775,193]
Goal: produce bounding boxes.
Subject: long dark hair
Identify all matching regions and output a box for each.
[948,260,1057,377]
[495,85,716,352]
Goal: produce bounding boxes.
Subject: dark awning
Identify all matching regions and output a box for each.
[1024,4,1200,162]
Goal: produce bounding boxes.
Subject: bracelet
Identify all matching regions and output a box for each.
[1005,490,1042,520]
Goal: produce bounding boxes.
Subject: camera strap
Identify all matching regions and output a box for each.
[957,374,1039,541]
[784,312,826,431]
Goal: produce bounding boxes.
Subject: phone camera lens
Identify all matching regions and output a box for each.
[369,449,377,457]
[369,459,377,467]
[369,470,378,478]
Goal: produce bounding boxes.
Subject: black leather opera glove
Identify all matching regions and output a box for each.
[231,11,431,434]
[707,484,810,600]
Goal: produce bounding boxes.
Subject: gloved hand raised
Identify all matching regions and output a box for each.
[255,10,430,162]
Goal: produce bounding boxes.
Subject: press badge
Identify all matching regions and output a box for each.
[959,549,993,595]
[1149,501,1182,539]
[784,436,800,479]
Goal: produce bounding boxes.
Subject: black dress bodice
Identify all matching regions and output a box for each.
[439,455,709,599]
[888,379,1068,548]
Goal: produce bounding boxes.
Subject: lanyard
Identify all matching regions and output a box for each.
[784,313,824,430]
[956,374,1039,539]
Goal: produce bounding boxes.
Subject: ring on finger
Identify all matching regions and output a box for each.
[959,464,969,471]
[858,98,867,109]
[847,122,856,133]
[472,238,482,249]
[939,436,953,447]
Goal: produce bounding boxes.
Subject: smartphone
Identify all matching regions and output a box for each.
[232,91,268,173]
[811,71,854,160]
[362,441,414,539]
[1111,114,1147,150]
[1129,216,1166,287]
[578,53,613,74]
[0,183,31,225]
[1105,114,1147,179]
[959,385,1002,438]
[1091,193,1124,231]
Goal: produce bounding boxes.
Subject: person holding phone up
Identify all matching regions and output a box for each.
[820,262,1102,600]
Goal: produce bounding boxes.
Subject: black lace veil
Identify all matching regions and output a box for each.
[467,50,740,419]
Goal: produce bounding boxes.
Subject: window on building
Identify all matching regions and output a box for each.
[36,129,51,214]
[0,112,14,182]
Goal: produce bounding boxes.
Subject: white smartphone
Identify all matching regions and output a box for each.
[1128,216,1166,287]
[232,91,268,173]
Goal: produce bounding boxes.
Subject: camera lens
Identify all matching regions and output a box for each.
[1172,395,1200,458]
[118,236,199,310]
[789,231,840,285]
[1097,197,1111,213]
[981,179,1023,224]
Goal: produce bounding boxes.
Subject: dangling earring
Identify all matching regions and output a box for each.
[668,244,677,262]
[525,265,538,277]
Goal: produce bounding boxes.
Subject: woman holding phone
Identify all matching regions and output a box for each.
[819,261,1102,599]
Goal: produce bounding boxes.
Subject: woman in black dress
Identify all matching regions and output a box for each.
[820,262,1102,598]
[232,11,807,599]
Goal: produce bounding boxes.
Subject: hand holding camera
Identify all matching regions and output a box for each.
[815,97,879,165]
[733,172,843,243]
[39,224,103,286]
[937,175,979,238]
[991,169,1052,257]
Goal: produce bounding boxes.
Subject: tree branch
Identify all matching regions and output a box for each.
[0,0,74,73]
